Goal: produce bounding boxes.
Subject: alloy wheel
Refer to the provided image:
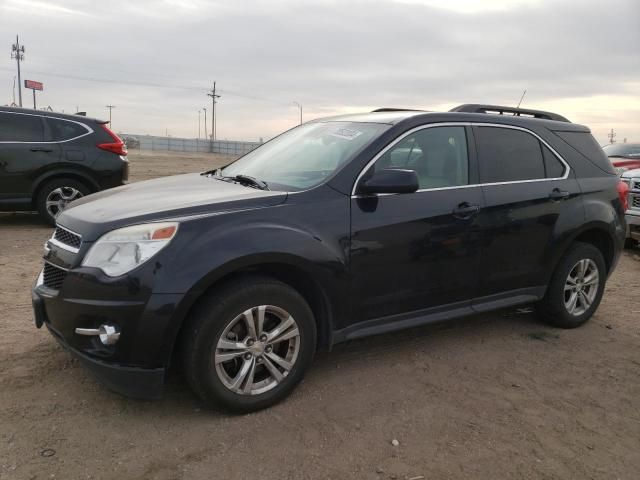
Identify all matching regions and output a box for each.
[45,187,84,218]
[564,258,599,316]
[214,305,301,395]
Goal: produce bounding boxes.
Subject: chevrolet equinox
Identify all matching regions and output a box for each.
[32,104,628,412]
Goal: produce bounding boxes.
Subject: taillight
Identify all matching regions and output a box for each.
[617,180,629,211]
[97,124,127,156]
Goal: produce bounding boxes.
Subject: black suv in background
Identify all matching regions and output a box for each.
[0,107,128,225]
[32,104,627,412]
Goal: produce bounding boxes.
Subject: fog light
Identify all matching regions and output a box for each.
[75,324,120,345]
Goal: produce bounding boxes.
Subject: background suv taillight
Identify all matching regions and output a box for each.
[617,180,629,211]
[97,124,127,156]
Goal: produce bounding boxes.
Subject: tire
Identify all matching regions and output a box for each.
[624,238,637,249]
[181,276,317,413]
[36,177,90,226]
[536,242,606,328]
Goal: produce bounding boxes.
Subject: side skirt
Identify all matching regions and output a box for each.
[331,286,546,345]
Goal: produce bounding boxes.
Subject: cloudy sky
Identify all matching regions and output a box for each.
[1,0,638,144]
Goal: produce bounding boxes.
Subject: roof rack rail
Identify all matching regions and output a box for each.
[449,104,570,123]
[371,108,424,113]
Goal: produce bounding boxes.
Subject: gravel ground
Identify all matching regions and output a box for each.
[1,150,639,480]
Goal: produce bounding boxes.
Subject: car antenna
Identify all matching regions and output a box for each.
[516,89,527,109]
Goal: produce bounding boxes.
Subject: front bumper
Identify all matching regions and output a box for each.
[626,210,640,241]
[32,268,187,400]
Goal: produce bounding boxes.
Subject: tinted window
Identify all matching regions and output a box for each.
[48,118,88,141]
[0,112,44,142]
[555,131,615,174]
[542,145,565,178]
[476,127,545,182]
[373,126,469,189]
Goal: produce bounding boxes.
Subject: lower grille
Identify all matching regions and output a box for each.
[43,263,67,290]
[632,195,640,209]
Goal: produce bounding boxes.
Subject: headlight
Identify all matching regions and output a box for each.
[615,166,629,176]
[82,222,179,277]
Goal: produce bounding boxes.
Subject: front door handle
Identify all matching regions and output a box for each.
[452,202,480,219]
[549,188,570,201]
[30,147,53,153]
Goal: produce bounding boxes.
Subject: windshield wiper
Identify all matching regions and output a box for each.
[231,174,270,190]
[203,169,269,190]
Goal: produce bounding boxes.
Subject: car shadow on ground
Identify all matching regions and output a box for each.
[152,306,550,415]
[0,212,51,229]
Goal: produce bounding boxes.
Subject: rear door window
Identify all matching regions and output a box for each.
[47,118,89,141]
[0,112,44,142]
[475,127,545,183]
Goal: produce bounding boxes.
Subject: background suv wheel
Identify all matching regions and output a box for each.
[537,242,606,328]
[36,177,90,226]
[181,276,317,413]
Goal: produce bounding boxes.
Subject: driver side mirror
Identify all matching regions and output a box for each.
[358,168,419,195]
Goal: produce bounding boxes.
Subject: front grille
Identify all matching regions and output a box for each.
[43,263,67,290]
[633,180,640,190]
[53,226,82,250]
[632,194,640,209]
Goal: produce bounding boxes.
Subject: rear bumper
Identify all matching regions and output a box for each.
[626,210,640,240]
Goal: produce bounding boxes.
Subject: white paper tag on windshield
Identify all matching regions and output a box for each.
[329,128,363,141]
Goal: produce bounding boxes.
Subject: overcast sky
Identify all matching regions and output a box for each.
[1,0,638,144]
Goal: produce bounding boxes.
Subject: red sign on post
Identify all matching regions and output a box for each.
[24,80,43,91]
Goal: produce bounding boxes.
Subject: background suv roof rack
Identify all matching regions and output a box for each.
[371,108,425,112]
[449,104,570,123]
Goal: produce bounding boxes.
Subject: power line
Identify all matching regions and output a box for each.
[0,66,291,106]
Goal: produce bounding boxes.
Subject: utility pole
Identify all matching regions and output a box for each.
[106,105,115,129]
[11,35,25,107]
[207,82,221,140]
[198,110,201,139]
[293,101,303,125]
[608,128,616,144]
[203,107,207,141]
[12,76,16,105]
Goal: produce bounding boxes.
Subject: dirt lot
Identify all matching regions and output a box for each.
[1,150,639,480]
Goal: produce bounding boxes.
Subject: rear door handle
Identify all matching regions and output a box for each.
[452,202,480,219]
[30,147,53,153]
[549,188,570,201]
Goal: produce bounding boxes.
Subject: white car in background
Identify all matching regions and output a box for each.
[621,168,640,247]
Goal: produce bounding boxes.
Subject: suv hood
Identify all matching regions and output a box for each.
[57,173,287,240]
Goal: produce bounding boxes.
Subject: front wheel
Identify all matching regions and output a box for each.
[181,276,317,412]
[537,242,606,328]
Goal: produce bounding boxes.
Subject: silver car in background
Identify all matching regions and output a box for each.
[621,168,640,247]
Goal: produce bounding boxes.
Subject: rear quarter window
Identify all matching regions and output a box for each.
[47,118,89,141]
[554,131,615,174]
[0,112,44,142]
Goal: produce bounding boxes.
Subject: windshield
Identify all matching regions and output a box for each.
[602,143,640,158]
[222,121,387,191]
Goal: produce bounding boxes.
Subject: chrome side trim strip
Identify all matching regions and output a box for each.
[350,122,571,197]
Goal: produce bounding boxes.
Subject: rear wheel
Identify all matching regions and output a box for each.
[36,177,90,226]
[537,242,606,328]
[181,276,317,413]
